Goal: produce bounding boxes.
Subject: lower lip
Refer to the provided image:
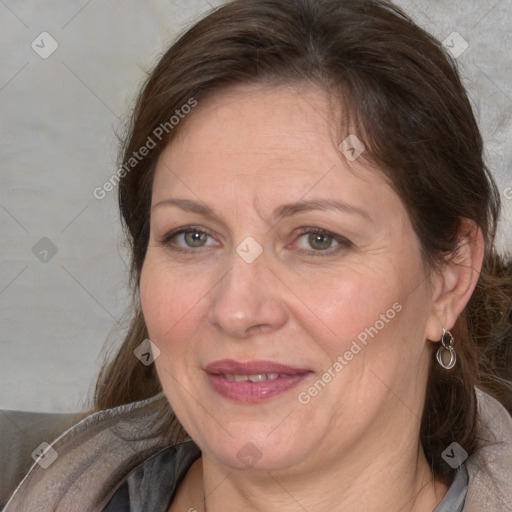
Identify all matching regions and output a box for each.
[206,373,311,403]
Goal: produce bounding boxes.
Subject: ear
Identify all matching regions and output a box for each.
[424,219,485,342]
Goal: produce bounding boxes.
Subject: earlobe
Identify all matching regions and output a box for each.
[425,219,485,341]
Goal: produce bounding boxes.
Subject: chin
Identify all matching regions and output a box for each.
[196,423,317,472]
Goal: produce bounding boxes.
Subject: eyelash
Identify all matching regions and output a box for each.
[159,226,215,253]
[293,227,352,255]
[159,226,352,255]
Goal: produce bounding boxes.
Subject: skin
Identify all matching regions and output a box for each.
[139,83,484,512]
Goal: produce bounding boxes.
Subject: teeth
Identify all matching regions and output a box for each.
[224,373,281,382]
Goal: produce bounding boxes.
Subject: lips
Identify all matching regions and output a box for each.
[204,359,313,403]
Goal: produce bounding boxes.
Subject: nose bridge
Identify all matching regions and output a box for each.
[208,248,287,337]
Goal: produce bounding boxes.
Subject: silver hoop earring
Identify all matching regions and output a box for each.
[436,328,456,370]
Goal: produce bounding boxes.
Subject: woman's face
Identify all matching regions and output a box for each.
[140,84,438,473]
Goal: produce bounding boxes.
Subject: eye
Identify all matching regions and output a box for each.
[161,228,217,249]
[301,232,336,251]
[181,230,209,247]
[294,228,351,254]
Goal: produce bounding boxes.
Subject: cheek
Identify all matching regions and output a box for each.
[288,263,400,351]
[139,256,209,357]
[292,253,427,373]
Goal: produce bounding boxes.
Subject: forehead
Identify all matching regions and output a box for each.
[152,84,393,215]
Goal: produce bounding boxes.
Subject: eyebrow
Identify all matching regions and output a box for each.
[152,198,216,216]
[274,199,373,222]
[152,197,372,223]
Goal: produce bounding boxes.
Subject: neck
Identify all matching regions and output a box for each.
[183,442,448,512]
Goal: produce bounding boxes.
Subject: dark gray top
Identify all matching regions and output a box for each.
[104,440,468,511]
[104,441,201,511]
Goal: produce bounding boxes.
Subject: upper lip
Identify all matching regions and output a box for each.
[204,359,311,375]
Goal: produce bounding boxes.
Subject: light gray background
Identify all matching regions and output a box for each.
[1,0,511,413]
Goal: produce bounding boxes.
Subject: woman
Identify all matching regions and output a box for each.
[5,0,512,510]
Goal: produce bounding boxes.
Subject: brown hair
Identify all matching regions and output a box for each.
[95,0,512,484]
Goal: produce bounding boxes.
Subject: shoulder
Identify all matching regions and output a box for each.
[3,393,188,512]
[464,388,512,511]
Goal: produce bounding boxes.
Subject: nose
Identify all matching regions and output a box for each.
[207,253,289,338]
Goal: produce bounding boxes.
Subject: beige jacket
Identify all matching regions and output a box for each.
[4,388,512,511]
